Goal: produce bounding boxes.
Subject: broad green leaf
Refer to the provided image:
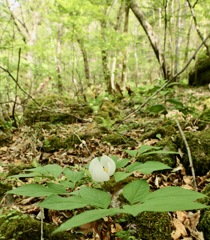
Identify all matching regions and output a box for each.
[125,149,139,157]
[62,168,84,184]
[9,172,42,178]
[166,98,183,107]
[126,161,171,174]
[122,187,209,216]
[143,186,207,203]
[53,208,121,234]
[24,164,63,178]
[59,180,75,188]
[142,150,178,156]
[46,182,66,193]
[42,164,63,178]
[135,161,172,174]
[126,162,143,172]
[79,187,111,209]
[123,180,150,204]
[114,172,132,182]
[116,158,130,168]
[38,195,87,210]
[7,183,66,197]
[149,104,166,113]
[24,166,51,176]
[125,146,162,157]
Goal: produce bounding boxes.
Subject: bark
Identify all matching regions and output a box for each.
[77,38,90,81]
[129,0,170,80]
[121,3,129,90]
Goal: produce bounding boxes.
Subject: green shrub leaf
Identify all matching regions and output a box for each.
[79,187,111,209]
[123,180,150,204]
[7,183,66,197]
[123,187,209,216]
[53,208,121,234]
[114,172,132,182]
[38,195,87,210]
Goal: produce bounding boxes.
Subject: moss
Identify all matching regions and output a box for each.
[0,211,72,240]
[23,95,92,125]
[189,53,210,86]
[141,120,176,141]
[42,134,81,152]
[198,108,210,130]
[102,132,135,147]
[126,212,171,240]
[197,209,210,240]
[175,129,210,175]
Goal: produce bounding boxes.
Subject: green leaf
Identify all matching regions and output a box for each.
[114,172,132,182]
[125,149,139,157]
[126,161,171,174]
[125,146,162,157]
[149,104,166,113]
[166,98,183,107]
[42,164,63,178]
[53,208,121,234]
[38,195,87,210]
[7,183,66,197]
[116,158,130,168]
[79,187,111,209]
[59,180,75,188]
[24,164,63,179]
[123,180,150,204]
[123,187,209,216]
[62,168,84,184]
[126,162,143,172]
[9,172,42,178]
[141,150,178,156]
[135,161,171,174]
[46,182,66,193]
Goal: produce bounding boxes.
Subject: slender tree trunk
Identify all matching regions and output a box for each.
[186,0,210,56]
[129,0,170,80]
[121,3,129,90]
[77,38,90,81]
[55,23,63,93]
[100,18,112,93]
[174,0,182,80]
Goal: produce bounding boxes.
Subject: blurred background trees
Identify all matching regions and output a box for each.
[0,0,209,117]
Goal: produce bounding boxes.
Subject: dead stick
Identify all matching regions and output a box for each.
[175,120,197,190]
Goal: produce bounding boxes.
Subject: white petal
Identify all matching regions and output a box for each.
[89,157,110,182]
[91,170,110,182]
[89,158,100,175]
[101,155,116,176]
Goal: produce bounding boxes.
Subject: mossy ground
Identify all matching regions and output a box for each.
[1,87,210,239]
[0,211,72,240]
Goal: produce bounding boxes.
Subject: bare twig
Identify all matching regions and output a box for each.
[123,33,210,120]
[0,65,40,106]
[175,120,197,190]
[186,0,210,56]
[11,48,21,127]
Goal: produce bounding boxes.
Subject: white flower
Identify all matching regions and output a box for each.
[89,155,116,182]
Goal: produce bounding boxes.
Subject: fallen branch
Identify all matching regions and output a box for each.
[175,120,197,190]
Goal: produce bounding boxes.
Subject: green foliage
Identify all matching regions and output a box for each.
[7,145,209,234]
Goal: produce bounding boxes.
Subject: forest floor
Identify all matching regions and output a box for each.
[0,84,210,240]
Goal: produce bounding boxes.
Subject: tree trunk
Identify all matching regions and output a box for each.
[129,0,170,80]
[77,38,90,81]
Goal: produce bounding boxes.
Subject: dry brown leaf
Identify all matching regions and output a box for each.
[176,211,187,223]
[171,218,188,239]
